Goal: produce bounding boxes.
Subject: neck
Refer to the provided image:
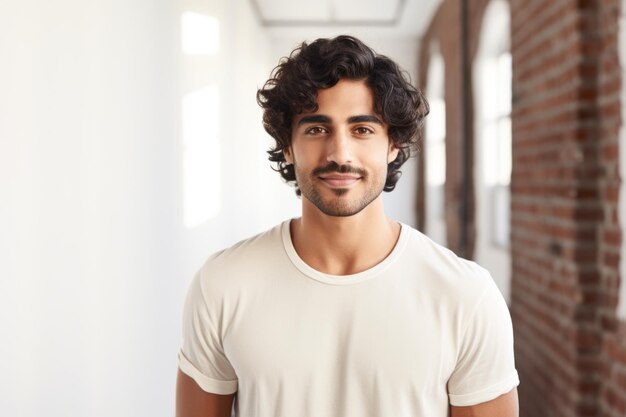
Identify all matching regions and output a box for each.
[290,196,401,275]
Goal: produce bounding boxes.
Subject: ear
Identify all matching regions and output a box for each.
[387,143,399,164]
[283,147,294,164]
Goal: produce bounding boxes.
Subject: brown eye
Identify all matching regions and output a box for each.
[305,126,326,135]
[355,127,373,135]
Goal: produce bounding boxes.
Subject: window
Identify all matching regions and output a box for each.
[481,51,511,248]
[473,0,512,302]
[424,41,447,247]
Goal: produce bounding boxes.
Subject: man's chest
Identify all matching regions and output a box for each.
[221,285,456,390]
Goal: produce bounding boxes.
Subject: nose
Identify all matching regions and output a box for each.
[326,130,353,165]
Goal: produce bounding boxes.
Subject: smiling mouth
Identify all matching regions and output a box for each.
[318,175,361,188]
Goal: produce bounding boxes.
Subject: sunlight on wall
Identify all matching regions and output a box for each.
[182,12,219,55]
[182,85,220,228]
[181,12,221,229]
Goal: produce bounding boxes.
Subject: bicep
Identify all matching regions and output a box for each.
[176,369,236,417]
[450,388,519,417]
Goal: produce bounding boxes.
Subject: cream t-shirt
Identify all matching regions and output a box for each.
[178,220,519,416]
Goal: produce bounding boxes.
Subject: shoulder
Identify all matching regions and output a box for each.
[195,221,288,294]
[205,221,285,267]
[400,225,498,306]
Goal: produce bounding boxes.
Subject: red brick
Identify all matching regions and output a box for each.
[605,386,626,415]
[602,229,622,247]
[603,251,620,268]
[605,184,620,203]
[603,142,619,160]
[607,337,626,363]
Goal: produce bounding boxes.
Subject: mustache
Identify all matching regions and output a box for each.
[312,162,367,177]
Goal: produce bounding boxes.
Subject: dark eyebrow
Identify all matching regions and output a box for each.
[347,115,384,125]
[297,114,384,126]
[297,115,332,126]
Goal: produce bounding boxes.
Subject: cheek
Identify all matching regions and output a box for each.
[293,145,322,166]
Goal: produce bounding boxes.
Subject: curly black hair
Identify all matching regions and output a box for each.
[257,35,429,195]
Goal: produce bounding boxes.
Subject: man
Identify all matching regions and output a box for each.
[176,35,519,417]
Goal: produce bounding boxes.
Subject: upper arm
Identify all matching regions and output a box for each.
[179,270,238,394]
[450,388,519,417]
[176,368,236,417]
[448,275,519,406]
[176,270,237,416]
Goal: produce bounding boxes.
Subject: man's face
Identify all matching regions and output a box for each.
[284,79,399,217]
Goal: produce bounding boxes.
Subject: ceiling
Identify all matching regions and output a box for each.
[253,0,403,25]
[251,0,441,38]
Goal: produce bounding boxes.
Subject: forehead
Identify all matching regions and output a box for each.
[317,78,373,105]
[294,79,377,124]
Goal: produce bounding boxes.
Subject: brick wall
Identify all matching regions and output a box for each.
[510,0,603,414]
[509,0,624,415]
[419,0,626,416]
[597,1,626,416]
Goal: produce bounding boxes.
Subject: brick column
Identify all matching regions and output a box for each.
[509,0,622,416]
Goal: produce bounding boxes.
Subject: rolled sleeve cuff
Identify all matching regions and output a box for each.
[449,371,520,406]
[178,351,238,395]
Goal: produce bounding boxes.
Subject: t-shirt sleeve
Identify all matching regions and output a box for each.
[178,269,238,395]
[447,275,520,406]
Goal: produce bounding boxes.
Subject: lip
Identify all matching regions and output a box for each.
[319,175,361,187]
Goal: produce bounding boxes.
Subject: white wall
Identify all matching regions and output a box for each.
[0,1,282,416]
